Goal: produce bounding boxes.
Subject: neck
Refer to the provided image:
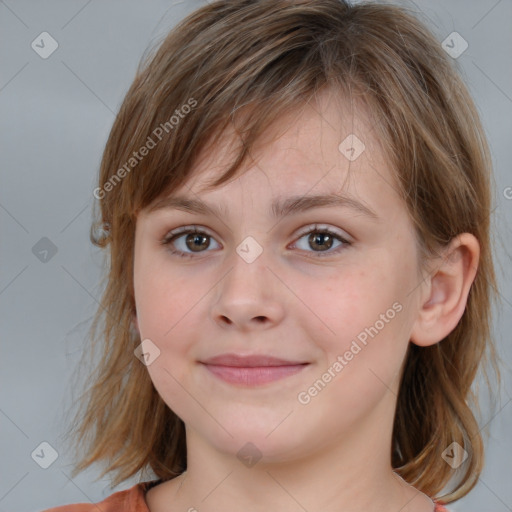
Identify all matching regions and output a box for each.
[163,397,434,512]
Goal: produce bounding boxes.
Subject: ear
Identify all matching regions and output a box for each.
[410,233,480,347]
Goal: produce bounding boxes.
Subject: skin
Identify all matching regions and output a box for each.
[133,89,479,512]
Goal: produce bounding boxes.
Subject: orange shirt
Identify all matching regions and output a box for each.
[40,479,161,512]
[40,479,450,511]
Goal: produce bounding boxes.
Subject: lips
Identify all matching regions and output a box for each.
[200,353,310,386]
[202,353,307,367]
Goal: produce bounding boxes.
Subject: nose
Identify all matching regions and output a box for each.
[210,247,286,331]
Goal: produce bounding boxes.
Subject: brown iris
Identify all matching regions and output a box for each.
[308,232,334,252]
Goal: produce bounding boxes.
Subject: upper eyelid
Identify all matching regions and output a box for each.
[163,225,216,241]
[295,223,350,239]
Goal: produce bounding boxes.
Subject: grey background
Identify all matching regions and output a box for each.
[1,1,511,511]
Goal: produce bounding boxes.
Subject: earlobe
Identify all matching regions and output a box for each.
[410,233,480,348]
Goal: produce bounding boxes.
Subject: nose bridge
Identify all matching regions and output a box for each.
[224,235,272,298]
[210,235,285,328]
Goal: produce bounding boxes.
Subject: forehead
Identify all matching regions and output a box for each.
[180,90,398,200]
[146,89,405,226]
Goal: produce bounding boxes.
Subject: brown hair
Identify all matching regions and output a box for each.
[63,0,500,503]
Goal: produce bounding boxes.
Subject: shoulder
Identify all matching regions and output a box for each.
[39,479,161,512]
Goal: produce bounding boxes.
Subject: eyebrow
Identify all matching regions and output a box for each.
[148,193,379,220]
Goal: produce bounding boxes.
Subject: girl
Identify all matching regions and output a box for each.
[43,0,500,510]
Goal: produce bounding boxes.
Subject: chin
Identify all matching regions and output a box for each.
[193,419,313,466]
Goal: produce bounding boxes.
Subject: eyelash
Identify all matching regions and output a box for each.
[160,224,352,259]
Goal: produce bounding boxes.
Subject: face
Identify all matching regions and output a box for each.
[133,90,425,464]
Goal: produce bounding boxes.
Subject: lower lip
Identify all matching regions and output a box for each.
[202,364,308,386]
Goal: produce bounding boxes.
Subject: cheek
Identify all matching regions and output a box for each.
[293,262,401,352]
[135,272,188,340]
[134,266,198,400]
[297,276,409,423]
[134,255,216,363]
[134,248,184,339]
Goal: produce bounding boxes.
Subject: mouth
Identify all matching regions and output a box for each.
[199,353,310,386]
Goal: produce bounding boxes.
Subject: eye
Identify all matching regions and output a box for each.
[161,224,351,259]
[291,224,351,257]
[161,226,221,259]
